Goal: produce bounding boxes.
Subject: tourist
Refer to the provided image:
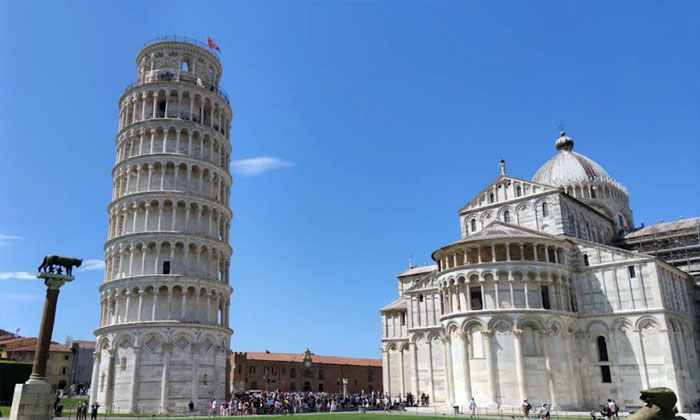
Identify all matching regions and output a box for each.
[469,398,478,418]
[188,400,195,416]
[90,403,100,420]
[590,408,597,420]
[541,402,550,420]
[612,400,619,419]
[384,394,390,412]
[522,399,532,420]
[607,399,615,420]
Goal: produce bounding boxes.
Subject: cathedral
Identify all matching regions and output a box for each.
[380,131,700,412]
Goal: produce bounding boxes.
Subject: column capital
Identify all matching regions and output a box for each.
[512,328,523,338]
[481,330,494,339]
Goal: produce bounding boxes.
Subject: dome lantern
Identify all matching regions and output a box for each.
[555,130,575,152]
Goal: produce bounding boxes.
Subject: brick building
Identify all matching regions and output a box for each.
[230,350,382,395]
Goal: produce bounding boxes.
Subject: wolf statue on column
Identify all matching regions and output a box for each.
[38,255,83,276]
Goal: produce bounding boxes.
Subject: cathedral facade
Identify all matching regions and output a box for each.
[380,131,700,412]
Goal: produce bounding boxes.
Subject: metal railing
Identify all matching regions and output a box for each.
[141,36,220,59]
[123,74,230,104]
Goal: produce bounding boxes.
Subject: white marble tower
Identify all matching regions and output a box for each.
[92,36,233,414]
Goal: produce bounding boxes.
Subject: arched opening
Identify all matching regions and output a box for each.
[583,254,590,266]
[597,336,609,361]
[470,219,477,233]
[503,211,510,223]
[120,356,127,371]
[516,186,522,197]
[541,202,549,217]
[303,381,311,392]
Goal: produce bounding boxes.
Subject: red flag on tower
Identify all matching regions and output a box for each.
[207,37,221,52]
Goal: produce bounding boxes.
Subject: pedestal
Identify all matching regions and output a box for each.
[8,381,55,420]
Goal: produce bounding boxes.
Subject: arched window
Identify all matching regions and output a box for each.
[503,211,510,223]
[516,186,522,197]
[120,356,127,371]
[203,374,209,386]
[541,202,549,217]
[618,215,625,229]
[583,254,589,266]
[597,336,609,361]
[489,193,494,203]
[470,219,477,232]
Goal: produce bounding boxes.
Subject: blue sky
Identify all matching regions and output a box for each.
[0,1,698,359]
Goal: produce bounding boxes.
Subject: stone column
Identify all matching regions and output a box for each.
[457,331,473,403]
[399,346,406,397]
[481,331,497,407]
[382,349,390,396]
[191,344,200,407]
[137,291,143,322]
[129,346,141,413]
[105,349,116,411]
[540,331,557,408]
[441,334,454,405]
[513,329,526,402]
[159,343,172,413]
[90,352,101,404]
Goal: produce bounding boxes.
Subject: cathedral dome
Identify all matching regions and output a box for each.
[532,130,634,235]
[532,131,615,187]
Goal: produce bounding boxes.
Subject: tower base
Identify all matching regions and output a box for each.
[8,381,55,420]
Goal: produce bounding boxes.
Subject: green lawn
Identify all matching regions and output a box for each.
[1,405,11,417]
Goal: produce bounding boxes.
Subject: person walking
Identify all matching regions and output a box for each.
[612,400,619,419]
[522,399,532,420]
[607,399,615,420]
[469,398,478,418]
[189,400,195,417]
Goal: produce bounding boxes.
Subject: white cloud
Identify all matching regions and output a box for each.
[0,234,23,245]
[0,272,35,280]
[231,157,295,176]
[78,259,105,272]
[0,293,43,302]
[0,234,23,240]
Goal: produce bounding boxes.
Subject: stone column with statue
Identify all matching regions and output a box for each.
[9,255,81,420]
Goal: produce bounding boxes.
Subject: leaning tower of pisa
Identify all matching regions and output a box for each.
[92,37,233,414]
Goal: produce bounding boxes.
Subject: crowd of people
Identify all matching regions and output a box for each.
[198,391,427,416]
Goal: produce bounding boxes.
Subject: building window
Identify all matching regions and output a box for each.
[400,313,405,326]
[470,287,483,310]
[628,266,636,278]
[583,254,589,266]
[318,383,324,392]
[503,211,510,223]
[618,215,625,228]
[281,367,286,375]
[249,365,256,374]
[570,293,578,313]
[120,357,127,371]
[163,261,170,274]
[61,367,67,375]
[470,219,477,232]
[597,336,609,361]
[541,285,551,309]
[489,193,494,203]
[368,371,373,382]
[318,369,324,380]
[601,365,612,383]
[516,186,522,197]
[263,366,270,375]
[290,368,296,378]
[250,381,257,389]
[419,294,424,302]
[542,202,549,217]
[64,355,69,360]
[203,374,208,386]
[238,364,241,374]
